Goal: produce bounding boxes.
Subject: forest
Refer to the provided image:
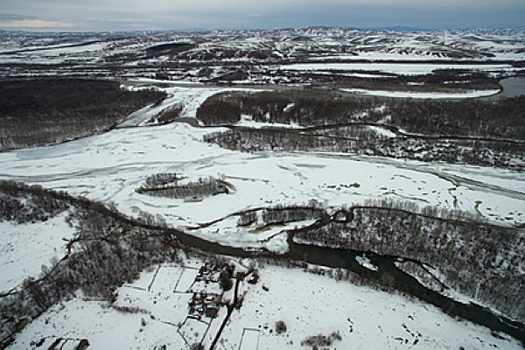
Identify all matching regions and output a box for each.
[197,89,525,140]
[0,78,166,151]
[292,199,525,322]
[198,90,525,170]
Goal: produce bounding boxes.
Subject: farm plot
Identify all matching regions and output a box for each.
[9,257,232,349]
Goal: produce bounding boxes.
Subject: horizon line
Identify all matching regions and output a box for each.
[1,24,525,35]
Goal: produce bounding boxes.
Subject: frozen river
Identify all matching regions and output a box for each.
[0,119,523,254]
[2,83,525,348]
[0,84,523,252]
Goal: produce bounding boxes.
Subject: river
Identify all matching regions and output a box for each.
[1,77,523,344]
[481,76,525,101]
[47,185,524,343]
[285,236,525,343]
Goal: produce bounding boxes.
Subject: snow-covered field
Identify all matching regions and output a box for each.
[0,121,523,252]
[342,88,501,99]
[2,27,525,67]
[8,256,522,349]
[0,212,75,293]
[1,79,524,348]
[280,62,515,76]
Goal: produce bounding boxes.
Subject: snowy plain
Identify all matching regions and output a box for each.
[1,79,524,348]
[341,88,501,99]
[279,62,516,76]
[0,212,75,293]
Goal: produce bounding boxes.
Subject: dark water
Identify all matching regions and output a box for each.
[481,77,525,101]
[499,77,525,98]
[172,220,525,343]
[286,239,525,343]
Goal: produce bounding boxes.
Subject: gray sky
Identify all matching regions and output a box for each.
[0,0,524,32]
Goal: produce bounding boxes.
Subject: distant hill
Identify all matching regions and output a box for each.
[358,26,435,32]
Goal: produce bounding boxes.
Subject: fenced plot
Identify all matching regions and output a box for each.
[239,328,261,350]
[174,266,201,293]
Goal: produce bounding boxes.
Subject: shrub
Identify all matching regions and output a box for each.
[190,343,204,350]
[301,331,342,347]
[275,320,287,334]
[219,270,233,291]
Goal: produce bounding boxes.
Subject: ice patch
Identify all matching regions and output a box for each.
[355,254,379,271]
[342,88,501,99]
[280,63,512,76]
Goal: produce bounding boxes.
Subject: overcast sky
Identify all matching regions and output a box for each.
[0,0,524,32]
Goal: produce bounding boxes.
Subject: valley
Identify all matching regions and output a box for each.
[0,27,524,349]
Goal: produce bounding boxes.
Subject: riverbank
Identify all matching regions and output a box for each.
[1,181,523,346]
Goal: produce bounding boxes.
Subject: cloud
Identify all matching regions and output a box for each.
[0,13,34,20]
[0,18,74,29]
[0,0,524,31]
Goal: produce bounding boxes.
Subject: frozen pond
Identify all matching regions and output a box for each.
[498,76,525,98]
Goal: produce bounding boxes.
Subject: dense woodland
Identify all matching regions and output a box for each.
[0,78,166,151]
[136,174,230,199]
[0,182,70,224]
[198,90,525,170]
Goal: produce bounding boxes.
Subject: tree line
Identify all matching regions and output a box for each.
[236,203,324,227]
[197,90,525,141]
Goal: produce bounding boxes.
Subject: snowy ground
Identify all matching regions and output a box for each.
[341,88,501,99]
[2,28,525,71]
[220,263,521,349]
[0,122,523,252]
[280,62,515,76]
[0,84,523,255]
[8,256,522,349]
[1,82,524,348]
[0,212,75,293]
